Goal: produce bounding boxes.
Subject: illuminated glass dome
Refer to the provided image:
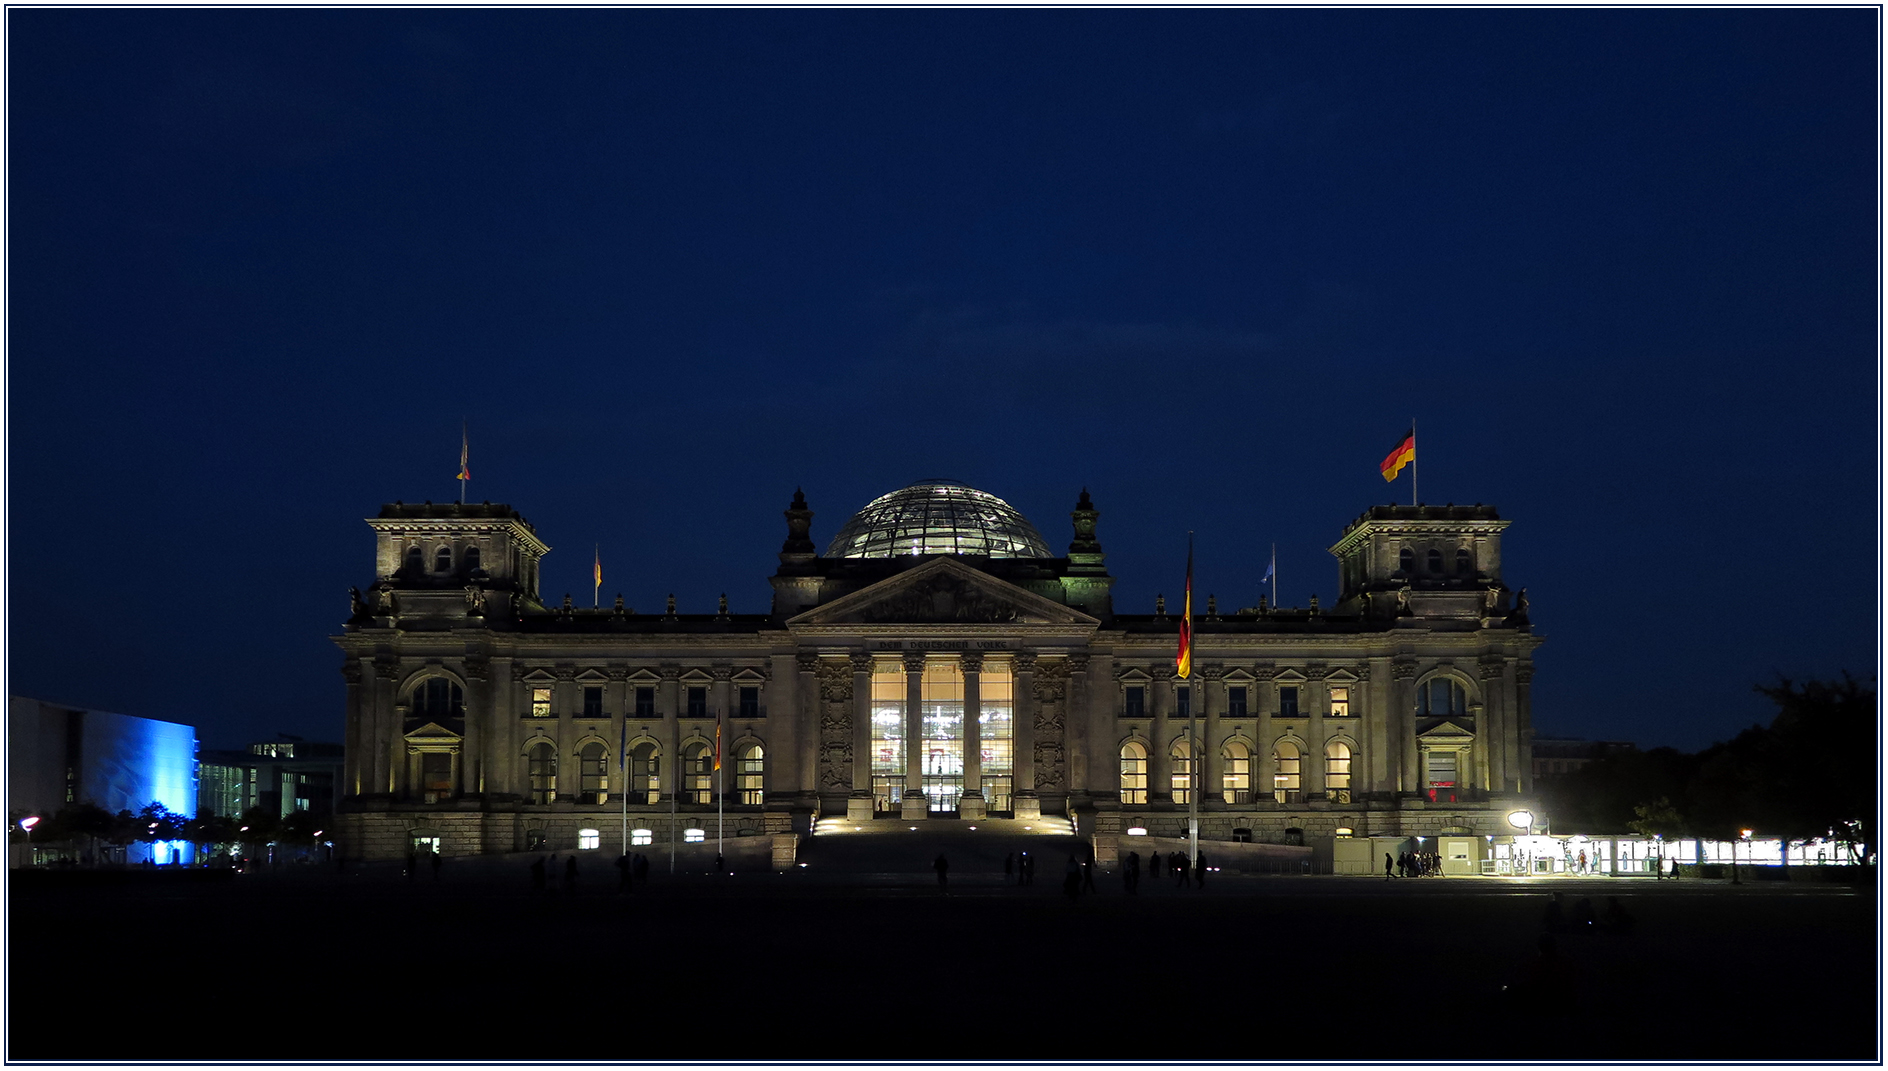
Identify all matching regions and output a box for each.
[825,480,1053,559]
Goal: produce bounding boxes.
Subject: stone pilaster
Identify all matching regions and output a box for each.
[1150,664,1174,805]
[959,652,984,819]
[902,651,928,819]
[659,664,681,803]
[1202,665,1224,805]
[849,652,874,819]
[1012,652,1039,817]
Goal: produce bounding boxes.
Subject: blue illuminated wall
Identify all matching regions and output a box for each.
[8,697,199,864]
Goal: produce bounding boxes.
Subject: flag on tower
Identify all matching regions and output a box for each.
[457,424,470,482]
[713,712,723,772]
[1176,535,1194,679]
[1381,427,1416,482]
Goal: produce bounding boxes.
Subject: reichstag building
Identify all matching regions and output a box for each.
[334,480,1542,864]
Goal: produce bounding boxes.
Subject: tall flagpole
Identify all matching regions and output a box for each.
[1270,542,1277,608]
[715,710,724,867]
[1411,418,1418,507]
[619,718,628,861]
[1185,533,1198,872]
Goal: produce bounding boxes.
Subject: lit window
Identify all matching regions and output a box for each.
[577,828,600,850]
[630,828,653,846]
[1279,686,1300,718]
[1227,686,1247,718]
[530,687,552,718]
[920,660,964,814]
[527,742,557,805]
[871,662,905,814]
[1273,741,1302,803]
[738,687,759,718]
[1329,686,1350,717]
[1222,741,1251,803]
[738,744,764,805]
[1171,738,1192,805]
[582,686,603,718]
[435,546,453,572]
[683,828,705,843]
[579,742,608,804]
[419,752,452,802]
[1334,826,1354,837]
[687,687,708,718]
[683,742,712,804]
[629,741,660,804]
[1123,686,1145,718]
[1119,740,1148,805]
[980,661,1013,815]
[635,687,655,718]
[1325,741,1353,804]
[1425,750,1459,802]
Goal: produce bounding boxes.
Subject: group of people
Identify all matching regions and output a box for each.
[1118,849,1209,893]
[1001,851,1036,885]
[1385,848,1441,878]
[529,852,597,893]
[615,851,653,892]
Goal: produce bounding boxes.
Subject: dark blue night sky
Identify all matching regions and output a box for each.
[8,9,1876,751]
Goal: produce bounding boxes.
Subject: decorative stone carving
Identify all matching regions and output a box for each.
[554,664,576,682]
[605,665,629,682]
[711,665,733,682]
[815,659,855,791]
[1031,659,1071,704]
[1032,662,1068,792]
[855,572,1023,624]
[658,664,681,681]
[1065,653,1089,674]
[1252,665,1277,681]
[1392,661,1418,680]
[465,586,484,616]
[1013,651,1037,673]
[796,653,819,675]
[902,651,927,674]
[1150,663,1173,681]
[463,656,489,682]
[1200,663,1224,681]
[349,586,365,617]
[848,652,873,673]
[1478,660,1506,680]
[816,660,854,703]
[960,651,984,674]
[511,664,529,683]
[341,662,363,684]
[374,660,401,681]
[1304,664,1328,680]
[1515,665,1534,685]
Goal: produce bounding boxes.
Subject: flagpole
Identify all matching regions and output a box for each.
[619,719,628,861]
[1186,532,1198,872]
[1411,418,1418,507]
[1271,543,1277,608]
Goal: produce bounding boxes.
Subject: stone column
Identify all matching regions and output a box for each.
[1515,664,1535,796]
[659,664,681,803]
[794,653,819,807]
[1365,658,1394,798]
[1150,665,1173,805]
[462,656,488,798]
[1067,653,1092,798]
[1202,665,1225,805]
[849,652,874,820]
[554,669,576,803]
[1255,670,1276,805]
[1393,661,1419,798]
[342,660,365,797]
[1305,675,1326,800]
[960,652,985,819]
[902,651,928,819]
[1012,652,1040,818]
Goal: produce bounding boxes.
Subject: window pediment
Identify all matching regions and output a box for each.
[1273,668,1308,683]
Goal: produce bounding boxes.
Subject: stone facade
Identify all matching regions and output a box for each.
[334,488,1542,866]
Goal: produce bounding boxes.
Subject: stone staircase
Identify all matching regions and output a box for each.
[798,816,1084,876]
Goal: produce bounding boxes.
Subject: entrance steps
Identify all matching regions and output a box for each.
[800,816,1083,875]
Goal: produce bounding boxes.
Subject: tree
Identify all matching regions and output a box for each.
[1627,796,1684,838]
[1755,674,1875,861]
[184,812,239,861]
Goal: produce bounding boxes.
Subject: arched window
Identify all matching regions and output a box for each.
[578,742,608,804]
[526,742,557,805]
[1171,738,1192,805]
[1398,547,1414,574]
[629,742,660,805]
[1273,741,1302,803]
[1119,741,1147,804]
[1417,678,1468,718]
[738,744,764,805]
[1427,548,1443,574]
[405,545,424,573]
[435,545,453,573]
[682,742,713,804]
[1222,741,1251,803]
[412,678,464,721]
[1326,741,1353,804]
[465,546,482,572]
[1455,547,1472,576]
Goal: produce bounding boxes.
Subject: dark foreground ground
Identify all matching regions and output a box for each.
[8,849,1879,1063]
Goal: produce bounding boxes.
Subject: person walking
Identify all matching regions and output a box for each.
[1081,856,1097,893]
[1124,851,1139,894]
[1022,852,1034,886]
[1194,851,1206,889]
[1385,852,1396,880]
[1174,851,1191,889]
[933,852,949,893]
[1150,850,1164,884]
[429,848,442,881]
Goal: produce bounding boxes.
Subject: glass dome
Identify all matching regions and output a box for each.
[825,480,1053,559]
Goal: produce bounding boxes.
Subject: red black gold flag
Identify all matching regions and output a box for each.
[1380,427,1416,482]
[713,714,722,772]
[1176,536,1194,679]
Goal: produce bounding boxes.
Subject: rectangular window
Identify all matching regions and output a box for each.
[1279,686,1300,718]
[577,829,601,850]
[630,828,653,846]
[686,687,707,718]
[634,687,655,719]
[871,663,905,814]
[1176,687,1191,719]
[582,686,603,718]
[980,661,1014,813]
[1227,686,1247,718]
[530,687,552,718]
[1329,686,1350,717]
[1171,741,1191,805]
[738,686,760,718]
[1124,686,1145,718]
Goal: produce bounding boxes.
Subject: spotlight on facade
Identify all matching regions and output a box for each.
[1126,826,1148,836]
[1507,810,1534,831]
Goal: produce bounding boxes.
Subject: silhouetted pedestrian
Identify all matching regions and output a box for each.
[1173,851,1190,888]
[1195,851,1206,889]
[429,849,442,881]
[1082,857,1097,892]
[1124,851,1139,894]
[934,852,949,893]
[1151,851,1164,883]
[1385,852,1395,880]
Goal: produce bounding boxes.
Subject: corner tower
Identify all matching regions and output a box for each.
[1328,504,1515,623]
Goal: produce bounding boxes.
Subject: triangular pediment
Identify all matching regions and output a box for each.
[788,558,1099,627]
[404,722,462,743]
[1417,720,1475,743]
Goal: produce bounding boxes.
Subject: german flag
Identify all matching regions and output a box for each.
[1175,536,1194,680]
[1381,427,1416,482]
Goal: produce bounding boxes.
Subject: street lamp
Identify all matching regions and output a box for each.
[1507,811,1534,876]
[18,817,39,867]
